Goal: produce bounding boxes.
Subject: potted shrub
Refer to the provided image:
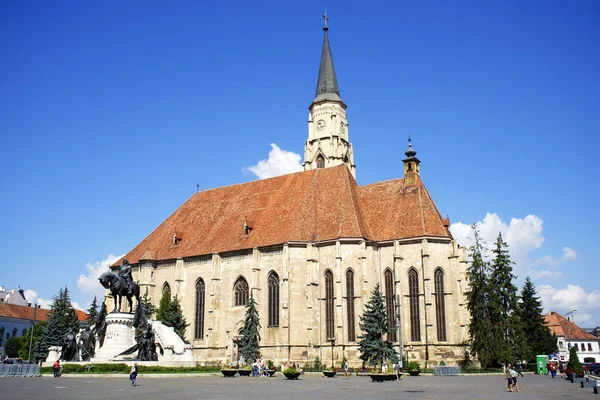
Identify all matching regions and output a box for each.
[322,365,336,378]
[266,360,277,377]
[283,367,300,380]
[238,365,252,376]
[407,361,421,376]
[221,368,238,377]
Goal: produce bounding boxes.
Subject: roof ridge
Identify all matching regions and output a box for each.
[359,177,404,189]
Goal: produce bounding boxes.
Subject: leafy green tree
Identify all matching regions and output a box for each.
[86,296,99,326]
[240,297,261,362]
[18,320,47,360]
[160,296,189,342]
[5,336,22,357]
[357,283,398,371]
[567,346,584,375]
[140,291,157,319]
[515,277,556,362]
[465,225,495,368]
[156,289,171,322]
[488,233,521,365]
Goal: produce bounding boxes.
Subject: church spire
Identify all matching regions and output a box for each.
[403,136,421,186]
[313,11,343,105]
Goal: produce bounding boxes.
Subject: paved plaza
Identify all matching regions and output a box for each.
[0,373,597,400]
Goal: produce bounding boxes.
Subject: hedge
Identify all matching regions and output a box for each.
[40,364,221,374]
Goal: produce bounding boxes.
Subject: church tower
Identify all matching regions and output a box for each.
[403,137,421,186]
[303,13,356,178]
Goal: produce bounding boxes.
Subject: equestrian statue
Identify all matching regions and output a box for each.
[98,259,140,313]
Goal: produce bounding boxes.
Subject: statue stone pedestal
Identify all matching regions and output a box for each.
[93,313,134,361]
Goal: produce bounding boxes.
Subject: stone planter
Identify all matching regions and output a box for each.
[238,369,252,376]
[284,371,301,380]
[267,370,276,377]
[221,369,238,378]
[323,370,337,378]
[369,374,397,382]
[408,371,421,376]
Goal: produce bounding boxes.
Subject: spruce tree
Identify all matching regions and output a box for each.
[465,225,494,368]
[156,289,171,322]
[86,296,99,326]
[36,287,81,360]
[488,233,520,365]
[567,346,584,375]
[515,277,556,362]
[161,296,189,343]
[357,283,398,371]
[240,297,261,362]
[140,291,157,319]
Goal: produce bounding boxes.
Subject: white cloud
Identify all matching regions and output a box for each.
[243,143,303,179]
[532,247,577,268]
[77,254,124,303]
[538,284,600,326]
[561,247,577,262]
[530,269,563,280]
[23,289,52,309]
[450,213,544,276]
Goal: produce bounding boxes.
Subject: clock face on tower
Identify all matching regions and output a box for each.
[340,121,346,133]
[316,119,326,131]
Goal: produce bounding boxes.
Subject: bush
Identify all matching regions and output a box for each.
[39,364,220,374]
[283,367,297,374]
[407,361,421,372]
[4,336,22,357]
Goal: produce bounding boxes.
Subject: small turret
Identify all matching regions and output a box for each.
[403,136,421,186]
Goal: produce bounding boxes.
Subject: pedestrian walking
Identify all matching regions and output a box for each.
[343,360,349,379]
[516,362,524,378]
[130,363,138,386]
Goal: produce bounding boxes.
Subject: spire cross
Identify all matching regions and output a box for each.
[322,9,329,28]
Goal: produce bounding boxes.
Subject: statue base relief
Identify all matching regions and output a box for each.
[93,313,135,361]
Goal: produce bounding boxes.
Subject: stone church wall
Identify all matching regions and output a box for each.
[130,238,468,368]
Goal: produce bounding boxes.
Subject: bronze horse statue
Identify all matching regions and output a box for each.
[98,271,140,313]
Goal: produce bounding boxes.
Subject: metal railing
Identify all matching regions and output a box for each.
[433,366,461,376]
[0,364,41,377]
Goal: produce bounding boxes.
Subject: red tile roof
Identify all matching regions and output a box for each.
[0,303,88,322]
[115,165,452,265]
[545,311,599,341]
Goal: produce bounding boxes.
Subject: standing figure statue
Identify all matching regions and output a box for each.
[76,326,95,361]
[61,328,77,361]
[139,322,157,361]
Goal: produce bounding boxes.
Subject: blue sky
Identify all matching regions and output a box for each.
[1,1,598,326]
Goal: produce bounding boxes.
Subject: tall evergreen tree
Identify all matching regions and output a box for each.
[86,296,99,326]
[240,297,261,362]
[156,289,171,322]
[357,283,398,371]
[567,346,583,375]
[515,277,556,362]
[140,291,157,319]
[36,287,80,360]
[465,225,494,368]
[160,296,189,343]
[488,233,521,364]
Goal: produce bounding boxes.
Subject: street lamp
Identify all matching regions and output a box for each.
[565,310,577,360]
[27,303,39,363]
[328,337,335,370]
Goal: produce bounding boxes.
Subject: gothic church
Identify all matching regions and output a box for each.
[112,18,470,367]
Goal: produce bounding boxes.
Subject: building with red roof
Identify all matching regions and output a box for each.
[545,311,600,363]
[109,18,471,366]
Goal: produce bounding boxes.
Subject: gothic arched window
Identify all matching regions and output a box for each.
[434,268,447,342]
[384,269,396,342]
[268,271,280,327]
[316,155,325,169]
[195,278,205,340]
[325,270,335,339]
[346,269,356,342]
[408,268,421,342]
[162,282,171,297]
[234,277,249,307]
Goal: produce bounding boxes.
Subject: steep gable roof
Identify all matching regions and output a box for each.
[545,311,599,341]
[116,165,451,265]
